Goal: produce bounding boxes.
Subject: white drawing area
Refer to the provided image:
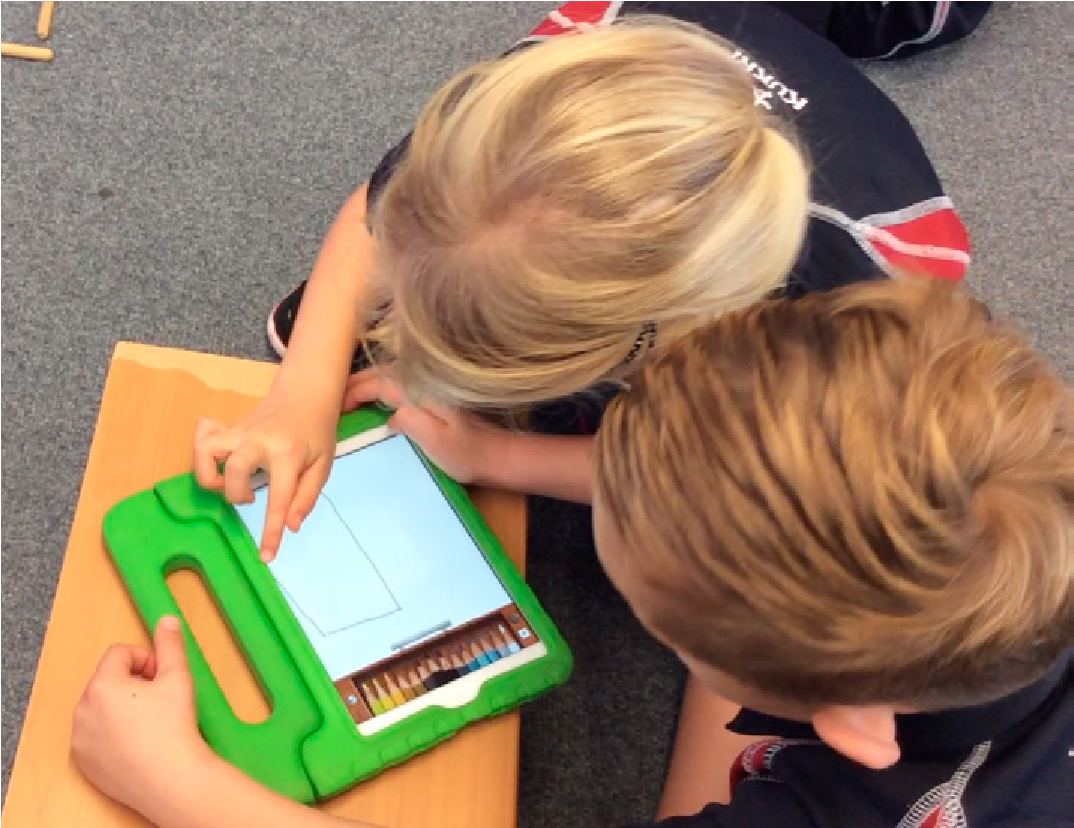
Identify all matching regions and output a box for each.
[235,434,513,681]
[266,492,402,636]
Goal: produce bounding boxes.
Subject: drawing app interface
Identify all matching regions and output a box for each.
[235,434,514,680]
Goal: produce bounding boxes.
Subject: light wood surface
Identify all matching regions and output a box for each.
[3,342,526,828]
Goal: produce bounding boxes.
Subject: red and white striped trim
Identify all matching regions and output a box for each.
[877,1,953,60]
[730,738,824,792]
[811,197,970,281]
[523,1,625,41]
[897,742,990,828]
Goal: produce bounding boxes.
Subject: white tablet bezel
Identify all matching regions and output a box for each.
[250,424,548,734]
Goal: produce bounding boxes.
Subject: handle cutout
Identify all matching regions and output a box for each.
[167,567,273,724]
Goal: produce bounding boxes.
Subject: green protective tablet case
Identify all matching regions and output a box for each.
[102,407,572,803]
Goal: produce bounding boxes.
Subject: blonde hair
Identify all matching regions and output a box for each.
[595,277,1073,708]
[367,17,809,408]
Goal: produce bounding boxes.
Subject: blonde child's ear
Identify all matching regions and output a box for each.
[811,706,901,770]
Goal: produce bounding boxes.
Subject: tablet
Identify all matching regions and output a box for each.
[103,407,572,802]
[235,426,546,734]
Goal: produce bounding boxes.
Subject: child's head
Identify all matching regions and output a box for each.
[593,277,1073,766]
[368,18,808,408]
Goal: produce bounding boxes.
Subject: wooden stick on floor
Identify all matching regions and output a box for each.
[1,42,54,61]
[38,1,56,40]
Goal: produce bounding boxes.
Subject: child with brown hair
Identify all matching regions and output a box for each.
[593,276,1072,825]
[73,278,1071,826]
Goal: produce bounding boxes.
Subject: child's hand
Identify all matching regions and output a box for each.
[193,391,338,561]
[342,370,511,485]
[72,616,210,818]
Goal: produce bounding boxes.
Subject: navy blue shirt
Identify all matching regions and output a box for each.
[639,653,1072,828]
[769,2,991,61]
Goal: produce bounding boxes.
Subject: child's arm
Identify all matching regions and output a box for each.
[341,372,596,503]
[656,677,763,818]
[72,617,385,828]
[273,183,374,403]
[482,431,594,504]
[193,184,376,560]
[387,403,595,503]
[144,754,381,828]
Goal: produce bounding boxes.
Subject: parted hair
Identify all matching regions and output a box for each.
[366,16,808,408]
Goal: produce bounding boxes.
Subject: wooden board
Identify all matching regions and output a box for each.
[2,342,525,828]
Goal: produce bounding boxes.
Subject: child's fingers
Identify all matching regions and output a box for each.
[287,459,331,535]
[192,419,230,489]
[342,371,406,412]
[222,446,261,505]
[92,644,154,681]
[152,616,191,681]
[348,366,395,387]
[261,452,304,561]
[134,650,159,681]
[193,417,225,443]
[341,372,380,411]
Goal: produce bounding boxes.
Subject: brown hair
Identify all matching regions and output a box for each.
[595,277,1073,708]
[366,17,808,409]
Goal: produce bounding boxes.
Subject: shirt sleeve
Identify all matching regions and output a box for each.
[771,2,993,61]
[365,131,413,221]
[835,1,992,60]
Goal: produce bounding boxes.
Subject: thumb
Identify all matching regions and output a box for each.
[153,615,191,679]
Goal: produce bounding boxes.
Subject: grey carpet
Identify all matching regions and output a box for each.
[2,3,1070,826]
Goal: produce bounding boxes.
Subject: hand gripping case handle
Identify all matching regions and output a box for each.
[102,481,323,801]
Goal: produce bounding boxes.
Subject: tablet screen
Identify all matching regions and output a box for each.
[235,429,540,729]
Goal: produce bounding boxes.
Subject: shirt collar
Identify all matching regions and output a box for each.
[729,650,1071,760]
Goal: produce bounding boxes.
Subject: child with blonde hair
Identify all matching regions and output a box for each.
[192,4,970,560]
[73,278,1070,826]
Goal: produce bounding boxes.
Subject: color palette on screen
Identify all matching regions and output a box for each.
[334,605,537,725]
